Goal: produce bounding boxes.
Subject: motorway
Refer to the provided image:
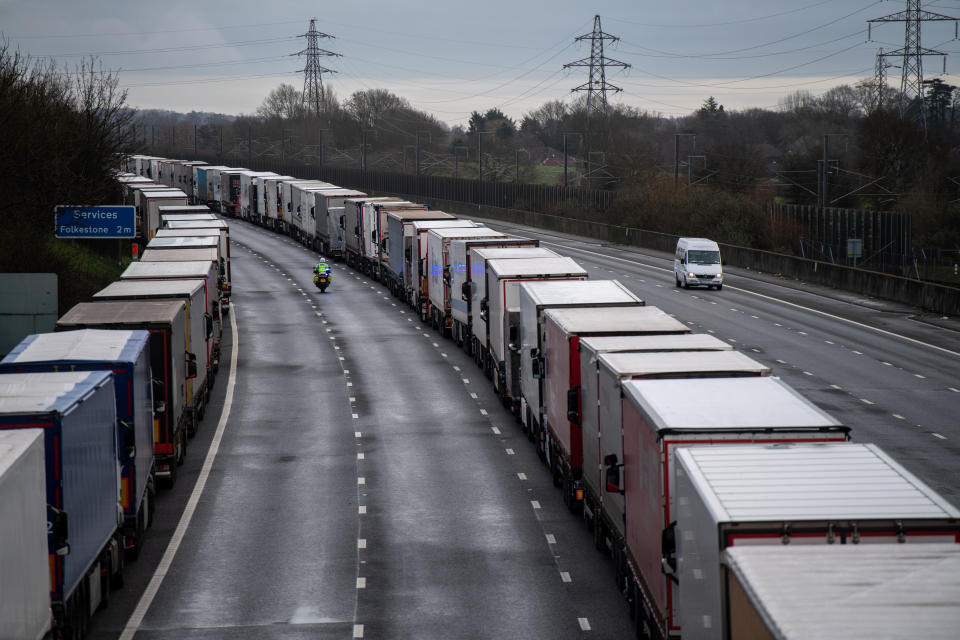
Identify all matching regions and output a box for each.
[90,215,960,639]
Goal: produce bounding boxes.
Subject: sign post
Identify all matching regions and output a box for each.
[846,238,863,269]
[55,205,136,239]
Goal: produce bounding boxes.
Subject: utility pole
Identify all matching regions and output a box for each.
[295,18,341,116]
[281,128,286,167]
[247,125,252,166]
[477,130,495,205]
[563,15,631,117]
[218,127,223,159]
[674,133,696,186]
[515,149,529,183]
[868,2,957,127]
[562,132,582,188]
[820,133,848,208]
[453,145,467,179]
[415,131,431,195]
[194,124,198,156]
[317,128,327,176]
[361,129,375,187]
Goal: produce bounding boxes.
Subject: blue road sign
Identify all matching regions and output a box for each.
[55,206,136,239]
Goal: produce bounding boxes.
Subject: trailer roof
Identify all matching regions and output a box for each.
[622,377,841,432]
[520,279,641,306]
[487,256,586,278]
[94,279,203,299]
[723,544,960,640]
[386,210,454,221]
[121,260,213,279]
[314,189,367,198]
[678,443,960,521]
[146,236,219,249]
[164,220,228,230]
[57,300,184,327]
[157,206,213,214]
[155,228,222,238]
[0,430,43,475]
[141,190,187,199]
[0,371,112,416]
[429,227,506,240]
[141,248,219,262]
[599,350,770,378]
[471,247,558,260]
[2,329,148,365]
[580,334,732,357]
[412,220,474,231]
[543,305,688,334]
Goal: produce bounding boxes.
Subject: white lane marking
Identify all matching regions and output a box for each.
[893,414,905,420]
[950,387,960,393]
[751,315,759,319]
[546,534,556,544]
[914,374,926,379]
[492,426,501,435]
[803,371,813,376]
[480,409,488,416]
[356,577,366,589]
[825,340,834,345]
[933,433,947,440]
[358,477,366,485]
[798,331,808,336]
[347,382,353,387]
[775,323,783,327]
[358,506,367,515]
[470,392,477,399]
[352,413,359,419]
[506,448,515,455]
[462,378,470,384]
[531,500,541,509]
[882,361,892,366]
[852,350,863,355]
[537,240,960,357]
[355,431,362,438]
[727,338,737,343]
[344,369,350,374]
[518,472,527,480]
[454,366,461,372]
[423,333,430,337]
[432,342,439,347]
[861,398,875,405]
[334,346,341,351]
[357,539,367,549]
[776,359,787,364]
[441,353,448,358]
[560,572,572,583]
[119,303,240,640]
[707,329,715,334]
[353,624,364,638]
[357,452,365,460]
[830,384,842,390]
[350,396,356,402]
[751,348,761,353]
[578,618,591,631]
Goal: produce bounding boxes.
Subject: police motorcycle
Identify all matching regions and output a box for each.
[313,262,332,292]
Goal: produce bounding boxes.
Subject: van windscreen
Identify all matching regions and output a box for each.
[688,250,720,265]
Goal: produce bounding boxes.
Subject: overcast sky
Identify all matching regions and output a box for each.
[4,0,960,126]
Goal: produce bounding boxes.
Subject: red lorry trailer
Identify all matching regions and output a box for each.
[539,306,690,508]
[601,377,849,640]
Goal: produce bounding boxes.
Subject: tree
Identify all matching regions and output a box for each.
[256,84,304,120]
[923,78,955,128]
[344,88,408,128]
[700,96,722,115]
[468,111,486,134]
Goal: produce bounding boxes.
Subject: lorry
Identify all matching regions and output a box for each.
[0,429,51,640]
[342,197,403,271]
[239,171,278,221]
[56,300,194,489]
[0,371,122,636]
[290,182,334,247]
[137,189,188,240]
[537,307,691,504]
[217,168,251,217]
[1,329,157,558]
[675,443,960,640]
[259,175,297,231]
[123,255,226,314]
[94,278,217,400]
[383,210,456,296]
[426,227,507,332]
[174,161,207,201]
[477,257,587,398]
[312,188,367,257]
[364,202,428,278]
[448,238,540,349]
[406,219,477,307]
[155,224,231,297]
[720,543,960,640]
[194,165,229,207]
[464,247,559,361]
[600,377,850,640]
[516,280,644,435]
[281,180,332,237]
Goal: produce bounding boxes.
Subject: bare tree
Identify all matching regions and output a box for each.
[256,83,305,120]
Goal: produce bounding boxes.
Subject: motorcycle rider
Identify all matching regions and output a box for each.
[314,259,332,287]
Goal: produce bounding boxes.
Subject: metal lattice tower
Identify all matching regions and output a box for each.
[868,1,957,125]
[872,48,899,111]
[563,15,631,116]
[295,18,341,115]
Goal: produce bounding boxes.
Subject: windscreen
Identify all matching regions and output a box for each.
[688,250,720,265]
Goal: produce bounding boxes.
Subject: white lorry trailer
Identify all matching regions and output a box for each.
[675,443,960,640]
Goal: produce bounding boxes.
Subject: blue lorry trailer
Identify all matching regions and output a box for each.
[0,370,121,634]
[1,329,155,557]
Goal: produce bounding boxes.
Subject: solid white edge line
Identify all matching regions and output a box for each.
[537,240,960,358]
[119,303,240,640]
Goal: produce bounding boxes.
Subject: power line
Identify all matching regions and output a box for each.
[295,18,340,115]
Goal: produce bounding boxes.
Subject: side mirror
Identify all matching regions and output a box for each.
[531,356,543,380]
[508,324,519,345]
[310,207,315,219]
[461,281,471,301]
[186,352,198,379]
[339,216,345,230]
[371,230,377,242]
[354,226,359,236]
[48,505,70,557]
[119,420,136,461]
[567,387,580,424]
[479,298,489,319]
[204,313,214,339]
[661,521,678,584]
[211,300,220,320]
[405,247,412,261]
[604,454,622,493]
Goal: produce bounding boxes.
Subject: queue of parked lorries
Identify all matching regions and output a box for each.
[3,153,955,640]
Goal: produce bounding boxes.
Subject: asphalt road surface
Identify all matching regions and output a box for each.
[89,214,960,640]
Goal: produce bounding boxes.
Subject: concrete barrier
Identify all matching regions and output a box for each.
[389,194,960,316]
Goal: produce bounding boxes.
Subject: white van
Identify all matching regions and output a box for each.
[674,237,723,290]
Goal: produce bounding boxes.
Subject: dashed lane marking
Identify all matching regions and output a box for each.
[355,431,362,438]
[357,539,367,549]
[491,426,501,434]
[546,534,556,544]
[357,452,365,460]
[470,393,477,399]
[776,359,787,364]
[893,414,905,420]
[560,572,572,583]
[358,506,366,515]
[933,433,947,440]
[578,618,591,631]
[356,578,366,589]
[480,409,488,416]
[914,374,926,379]
[518,473,527,480]
[531,500,541,509]
[803,371,813,376]
[353,624,364,638]
[358,477,366,485]
[506,448,515,455]
[861,398,875,405]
